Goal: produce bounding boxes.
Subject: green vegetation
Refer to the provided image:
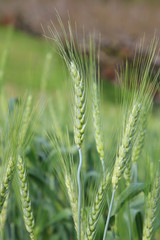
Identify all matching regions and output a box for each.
[0,26,66,92]
[0,24,160,240]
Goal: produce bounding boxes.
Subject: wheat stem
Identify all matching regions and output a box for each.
[77,148,82,240]
[132,162,138,182]
[103,188,116,240]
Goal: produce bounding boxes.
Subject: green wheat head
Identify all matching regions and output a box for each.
[85,173,110,240]
[46,16,88,149]
[118,37,159,187]
[89,39,105,172]
[17,155,35,240]
[112,102,141,189]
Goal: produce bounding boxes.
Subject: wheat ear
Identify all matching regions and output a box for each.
[131,111,147,180]
[123,160,132,186]
[65,173,79,236]
[17,155,35,240]
[143,171,160,240]
[70,61,86,240]
[112,102,141,189]
[0,192,8,230]
[85,174,110,240]
[124,109,147,185]
[70,61,85,148]
[19,94,32,147]
[103,102,141,240]
[132,113,147,164]
[92,82,105,172]
[0,157,14,213]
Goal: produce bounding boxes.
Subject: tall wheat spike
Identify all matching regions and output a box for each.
[69,45,85,240]
[14,94,35,239]
[124,108,147,185]
[92,82,105,172]
[121,37,159,186]
[47,18,87,240]
[89,38,105,172]
[112,102,141,189]
[70,61,85,148]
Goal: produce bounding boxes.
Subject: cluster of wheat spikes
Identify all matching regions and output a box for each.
[47,18,160,240]
[0,19,160,240]
[0,92,38,239]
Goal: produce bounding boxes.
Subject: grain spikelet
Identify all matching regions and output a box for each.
[143,170,160,240]
[112,103,141,189]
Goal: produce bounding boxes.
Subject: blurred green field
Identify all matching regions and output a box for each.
[0,26,117,99]
[0,26,67,93]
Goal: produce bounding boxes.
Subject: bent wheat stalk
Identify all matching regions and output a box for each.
[70,61,86,240]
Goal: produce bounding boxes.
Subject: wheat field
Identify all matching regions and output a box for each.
[0,21,160,240]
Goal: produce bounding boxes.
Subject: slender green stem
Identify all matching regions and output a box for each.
[102,158,105,173]
[132,163,137,183]
[103,188,116,240]
[77,148,82,240]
